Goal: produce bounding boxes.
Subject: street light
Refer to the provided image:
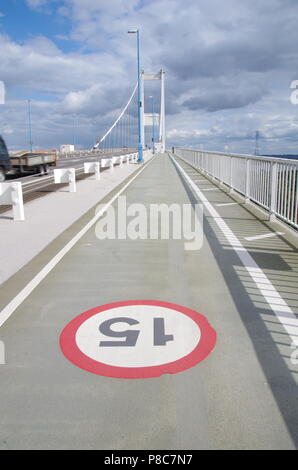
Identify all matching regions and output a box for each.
[73,115,76,149]
[128,29,144,163]
[149,95,155,154]
[28,99,33,152]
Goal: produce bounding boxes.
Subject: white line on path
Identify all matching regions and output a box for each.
[244,232,284,241]
[0,156,156,328]
[216,203,238,207]
[22,175,54,186]
[202,188,218,192]
[171,155,298,348]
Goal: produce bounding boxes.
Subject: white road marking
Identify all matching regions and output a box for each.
[244,232,284,241]
[202,188,218,191]
[171,155,298,348]
[216,203,238,207]
[22,175,54,186]
[76,305,200,368]
[0,156,156,328]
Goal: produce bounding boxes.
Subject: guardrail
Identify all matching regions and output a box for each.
[1,150,152,221]
[174,148,298,230]
[58,148,137,159]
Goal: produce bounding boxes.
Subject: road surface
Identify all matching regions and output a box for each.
[0,153,297,450]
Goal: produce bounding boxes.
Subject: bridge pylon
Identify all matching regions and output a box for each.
[140,69,166,153]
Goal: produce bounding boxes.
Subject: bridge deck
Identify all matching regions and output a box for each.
[0,153,297,450]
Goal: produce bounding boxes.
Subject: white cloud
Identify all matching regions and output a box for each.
[26,0,48,8]
[0,34,127,95]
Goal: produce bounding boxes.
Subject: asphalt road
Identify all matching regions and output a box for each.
[0,153,297,450]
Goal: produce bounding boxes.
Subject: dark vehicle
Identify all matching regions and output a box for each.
[0,135,11,182]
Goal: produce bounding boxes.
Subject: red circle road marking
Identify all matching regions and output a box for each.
[60,300,217,379]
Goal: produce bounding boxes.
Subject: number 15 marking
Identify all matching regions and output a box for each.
[99,317,174,347]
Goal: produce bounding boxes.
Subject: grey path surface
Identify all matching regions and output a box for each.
[0,153,297,450]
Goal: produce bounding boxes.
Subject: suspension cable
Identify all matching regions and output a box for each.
[93,82,138,149]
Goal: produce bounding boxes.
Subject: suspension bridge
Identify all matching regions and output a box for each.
[0,68,297,451]
[91,69,165,154]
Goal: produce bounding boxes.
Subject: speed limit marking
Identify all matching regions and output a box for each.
[60,300,216,379]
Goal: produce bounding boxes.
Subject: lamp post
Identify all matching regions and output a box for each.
[149,95,155,154]
[28,99,33,152]
[128,29,144,163]
[73,115,76,149]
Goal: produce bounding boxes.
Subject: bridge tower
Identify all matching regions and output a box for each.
[140,69,166,153]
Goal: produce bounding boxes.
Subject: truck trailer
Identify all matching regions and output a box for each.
[0,136,58,181]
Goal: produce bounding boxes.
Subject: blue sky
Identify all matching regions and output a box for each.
[0,0,297,153]
[0,0,77,52]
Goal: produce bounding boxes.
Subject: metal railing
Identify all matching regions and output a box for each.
[174,148,298,230]
[57,148,137,159]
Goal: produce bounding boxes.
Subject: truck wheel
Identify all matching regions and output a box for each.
[0,168,6,182]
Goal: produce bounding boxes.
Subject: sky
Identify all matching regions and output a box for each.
[0,0,297,154]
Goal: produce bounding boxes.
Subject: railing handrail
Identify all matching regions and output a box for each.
[174,147,298,230]
[177,148,298,166]
[57,147,137,159]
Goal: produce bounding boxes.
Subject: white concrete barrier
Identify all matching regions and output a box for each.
[111,156,124,167]
[101,158,113,172]
[111,156,119,166]
[123,155,130,164]
[0,182,25,221]
[54,168,76,193]
[84,162,100,181]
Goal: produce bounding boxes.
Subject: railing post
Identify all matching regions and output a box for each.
[54,168,76,193]
[270,161,278,220]
[219,158,223,185]
[212,156,216,181]
[229,157,234,193]
[245,158,250,203]
[11,182,25,221]
[84,162,100,181]
[0,182,25,221]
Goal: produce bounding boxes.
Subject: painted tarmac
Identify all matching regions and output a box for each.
[0,153,297,449]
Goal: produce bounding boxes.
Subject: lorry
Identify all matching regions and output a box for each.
[0,135,58,182]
